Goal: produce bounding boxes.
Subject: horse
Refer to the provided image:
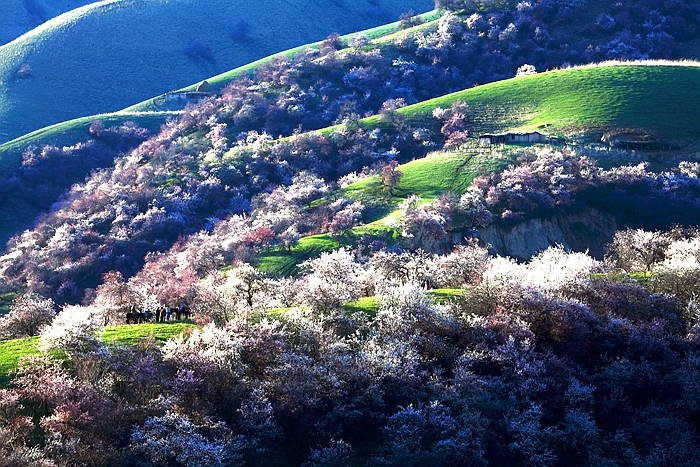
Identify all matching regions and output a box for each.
[125,305,138,324]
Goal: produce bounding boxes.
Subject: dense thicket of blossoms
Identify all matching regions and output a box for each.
[471,148,700,227]
[0,0,699,303]
[1,2,700,464]
[2,241,700,466]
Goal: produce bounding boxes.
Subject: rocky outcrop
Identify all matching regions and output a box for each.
[478,209,618,261]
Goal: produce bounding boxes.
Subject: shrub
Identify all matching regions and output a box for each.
[184,39,215,62]
[131,412,229,467]
[296,249,365,313]
[381,160,403,197]
[0,293,55,339]
[16,63,31,79]
[398,9,424,30]
[39,305,103,355]
[230,19,251,42]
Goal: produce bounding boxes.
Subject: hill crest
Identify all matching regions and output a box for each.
[0,0,434,143]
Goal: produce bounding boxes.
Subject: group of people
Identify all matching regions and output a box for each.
[125,305,190,324]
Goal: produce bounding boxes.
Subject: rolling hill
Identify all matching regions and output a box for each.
[0,61,698,252]
[1,59,698,306]
[394,61,700,140]
[254,60,700,274]
[6,60,697,166]
[3,4,700,464]
[0,0,96,46]
[0,0,433,144]
[0,9,444,162]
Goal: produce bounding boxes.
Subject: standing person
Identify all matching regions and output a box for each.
[165,305,171,322]
[176,306,182,321]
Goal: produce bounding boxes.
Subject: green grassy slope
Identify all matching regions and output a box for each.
[0,111,174,170]
[0,10,443,158]
[257,63,700,275]
[256,148,518,275]
[395,62,700,139]
[268,62,700,142]
[257,234,339,277]
[0,336,40,386]
[0,0,433,144]
[0,12,442,159]
[9,61,696,166]
[0,322,197,387]
[345,150,508,203]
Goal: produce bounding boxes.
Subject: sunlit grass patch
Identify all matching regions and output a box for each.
[0,336,40,387]
[100,322,198,347]
[256,234,340,276]
[343,296,381,318]
[398,64,700,139]
[427,288,466,306]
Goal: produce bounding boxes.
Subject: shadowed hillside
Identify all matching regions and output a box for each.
[0,0,433,143]
[0,0,96,45]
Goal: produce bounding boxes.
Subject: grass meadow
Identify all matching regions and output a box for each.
[0,287,464,388]
[257,234,339,277]
[0,322,198,388]
[0,336,40,387]
[396,62,700,139]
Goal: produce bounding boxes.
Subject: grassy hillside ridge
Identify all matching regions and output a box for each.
[0,0,96,46]
[122,9,444,113]
[0,111,175,170]
[393,61,700,140]
[259,61,700,143]
[0,0,434,144]
[0,10,443,161]
[9,60,697,165]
